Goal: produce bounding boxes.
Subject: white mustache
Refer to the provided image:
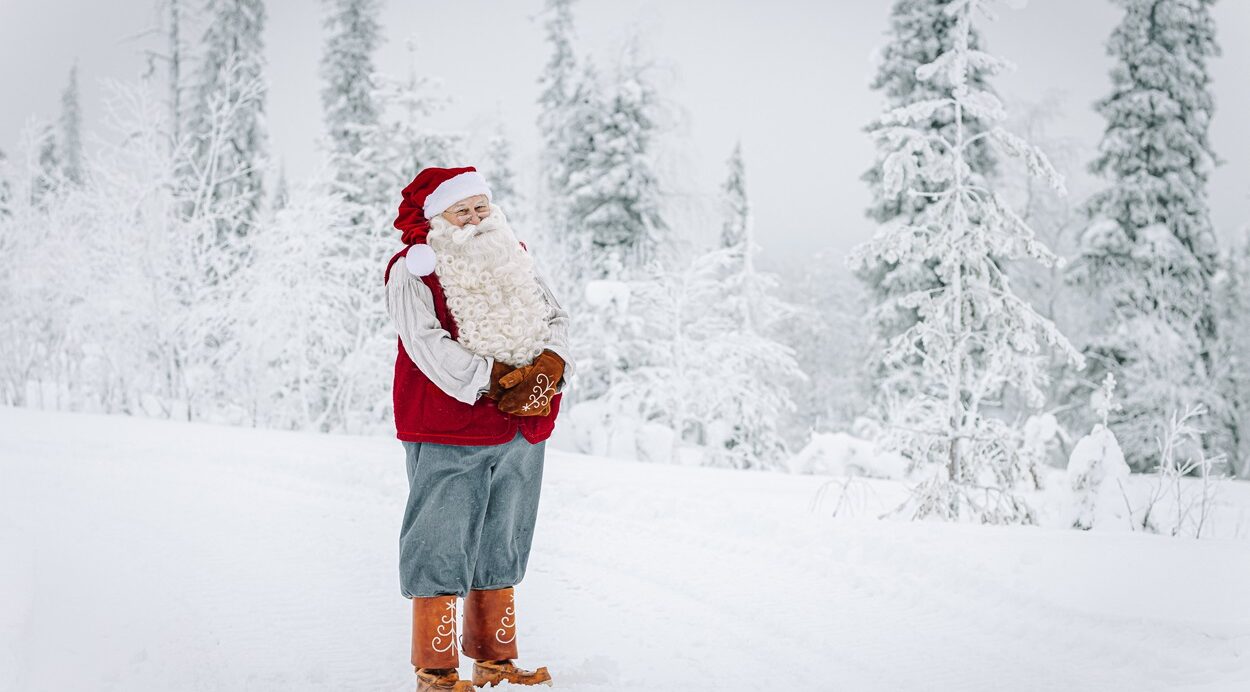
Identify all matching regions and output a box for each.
[450,216,501,245]
[449,225,479,245]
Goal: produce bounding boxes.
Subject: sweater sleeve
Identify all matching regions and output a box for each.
[532,262,575,393]
[385,259,493,405]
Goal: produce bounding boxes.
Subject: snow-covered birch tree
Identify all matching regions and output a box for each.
[0,124,78,408]
[152,0,271,419]
[185,0,268,253]
[138,0,187,150]
[848,0,1085,524]
[232,167,353,430]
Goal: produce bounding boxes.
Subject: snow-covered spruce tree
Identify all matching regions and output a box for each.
[717,143,801,335]
[29,62,91,205]
[362,50,468,428]
[1070,0,1230,472]
[864,0,999,224]
[847,0,1085,524]
[32,123,61,207]
[565,41,667,408]
[321,0,380,172]
[602,255,720,463]
[611,253,796,470]
[536,0,579,228]
[315,19,464,431]
[185,0,268,254]
[165,0,186,147]
[535,0,612,314]
[313,0,386,430]
[483,132,519,212]
[0,148,11,218]
[1067,374,1132,530]
[602,144,803,469]
[59,63,84,185]
[1214,228,1250,478]
[858,0,999,414]
[601,256,776,468]
[271,162,289,211]
[568,39,666,278]
[552,60,604,274]
[481,128,538,243]
[311,0,388,431]
[556,62,617,406]
[702,143,805,467]
[719,142,749,248]
[0,149,14,398]
[320,0,388,229]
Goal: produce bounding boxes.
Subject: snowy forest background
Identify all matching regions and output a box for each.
[3,0,1250,529]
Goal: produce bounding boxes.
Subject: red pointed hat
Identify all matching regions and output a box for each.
[394,166,493,245]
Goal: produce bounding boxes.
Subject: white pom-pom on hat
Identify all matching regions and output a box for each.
[405,244,437,277]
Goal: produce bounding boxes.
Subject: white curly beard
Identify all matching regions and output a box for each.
[426,204,551,367]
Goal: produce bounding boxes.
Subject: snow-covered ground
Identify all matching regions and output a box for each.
[2,406,1249,692]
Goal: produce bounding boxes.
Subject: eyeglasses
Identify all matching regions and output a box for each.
[446,205,490,220]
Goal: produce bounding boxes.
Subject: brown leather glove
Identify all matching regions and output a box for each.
[497,349,564,417]
[483,360,518,401]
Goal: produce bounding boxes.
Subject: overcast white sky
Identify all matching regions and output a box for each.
[2,0,1248,269]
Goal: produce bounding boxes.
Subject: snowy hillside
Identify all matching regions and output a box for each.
[2,406,1249,692]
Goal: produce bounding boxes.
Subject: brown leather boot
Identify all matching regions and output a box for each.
[471,658,552,688]
[462,587,552,687]
[411,595,474,691]
[415,667,473,692]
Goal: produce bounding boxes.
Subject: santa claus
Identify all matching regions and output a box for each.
[383,166,570,691]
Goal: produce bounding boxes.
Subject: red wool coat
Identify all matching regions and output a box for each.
[384,245,562,446]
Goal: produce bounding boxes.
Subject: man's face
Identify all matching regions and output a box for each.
[427,200,522,271]
[440,194,491,228]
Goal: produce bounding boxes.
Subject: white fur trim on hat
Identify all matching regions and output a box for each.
[423,171,493,218]
[404,244,437,277]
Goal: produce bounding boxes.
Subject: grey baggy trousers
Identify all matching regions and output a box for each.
[399,430,546,599]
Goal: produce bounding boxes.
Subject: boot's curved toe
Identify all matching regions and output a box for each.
[471,659,553,687]
[416,666,475,691]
